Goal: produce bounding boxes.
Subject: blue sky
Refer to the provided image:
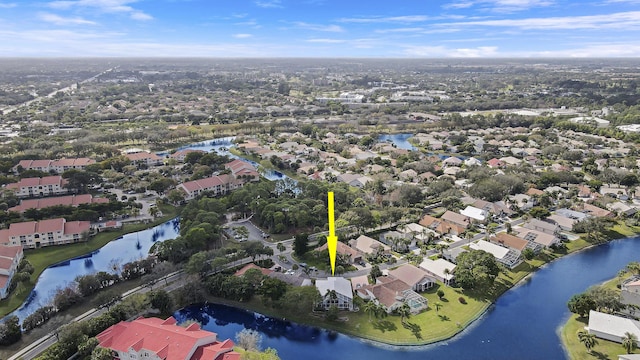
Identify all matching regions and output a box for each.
[1,0,640,57]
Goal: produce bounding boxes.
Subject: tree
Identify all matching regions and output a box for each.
[0,315,22,345]
[529,207,551,219]
[622,332,638,354]
[363,300,377,322]
[185,251,211,277]
[577,330,598,354]
[149,290,174,314]
[369,265,382,283]
[588,286,625,313]
[277,242,286,253]
[434,301,443,313]
[567,293,596,318]
[396,303,411,324]
[325,305,339,321]
[91,346,113,360]
[437,290,445,299]
[522,248,535,260]
[293,233,309,256]
[76,274,102,297]
[626,262,640,275]
[257,277,288,303]
[94,290,121,311]
[236,329,262,351]
[453,249,501,289]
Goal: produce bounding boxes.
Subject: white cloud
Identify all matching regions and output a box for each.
[47,0,152,20]
[443,11,640,30]
[306,38,346,43]
[292,21,344,32]
[374,27,426,34]
[445,0,554,12]
[233,33,253,38]
[38,12,97,25]
[403,45,499,57]
[338,15,430,23]
[0,2,17,8]
[606,0,640,3]
[255,0,283,8]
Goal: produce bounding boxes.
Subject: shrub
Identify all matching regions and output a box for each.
[437,290,445,299]
[458,296,467,304]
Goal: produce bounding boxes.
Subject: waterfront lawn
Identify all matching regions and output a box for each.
[561,314,638,360]
[0,204,179,317]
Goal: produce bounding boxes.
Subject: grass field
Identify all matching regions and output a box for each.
[0,204,179,318]
[561,314,639,360]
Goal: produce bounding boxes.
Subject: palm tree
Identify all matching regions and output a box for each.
[363,300,377,322]
[396,303,411,324]
[622,332,638,354]
[375,303,388,319]
[577,330,598,354]
[434,302,442,313]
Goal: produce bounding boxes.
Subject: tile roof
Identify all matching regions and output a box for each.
[96,317,239,360]
[388,264,432,288]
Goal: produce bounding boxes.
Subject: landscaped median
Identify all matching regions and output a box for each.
[0,204,180,318]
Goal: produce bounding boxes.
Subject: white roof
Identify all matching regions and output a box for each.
[316,277,353,300]
[400,223,425,234]
[419,258,456,281]
[470,240,510,260]
[588,310,640,340]
[460,206,487,221]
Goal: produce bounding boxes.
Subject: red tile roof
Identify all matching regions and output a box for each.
[96,317,239,360]
[9,194,107,212]
[0,245,22,260]
[234,263,273,277]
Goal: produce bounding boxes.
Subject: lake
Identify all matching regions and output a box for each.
[8,218,180,322]
[175,236,640,360]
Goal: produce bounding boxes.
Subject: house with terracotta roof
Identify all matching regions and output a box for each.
[576,203,614,218]
[316,242,363,264]
[170,149,206,162]
[0,245,23,299]
[233,263,273,277]
[487,158,505,168]
[316,277,354,311]
[387,264,435,292]
[0,218,91,249]
[440,211,471,228]
[224,159,260,182]
[490,232,542,253]
[13,158,96,174]
[96,316,240,360]
[125,151,164,167]
[177,174,235,201]
[419,215,465,236]
[9,194,108,213]
[5,176,69,198]
[350,235,391,256]
[355,276,428,314]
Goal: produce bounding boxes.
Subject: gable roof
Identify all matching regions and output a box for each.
[316,277,353,299]
[387,264,433,287]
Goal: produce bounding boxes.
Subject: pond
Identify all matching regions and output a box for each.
[175,236,640,360]
[8,218,180,322]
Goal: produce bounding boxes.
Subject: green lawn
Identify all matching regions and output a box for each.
[0,204,179,317]
[561,314,638,360]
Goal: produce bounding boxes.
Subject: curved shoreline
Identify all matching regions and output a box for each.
[203,233,639,348]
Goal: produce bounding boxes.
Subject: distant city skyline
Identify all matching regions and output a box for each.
[1,0,640,57]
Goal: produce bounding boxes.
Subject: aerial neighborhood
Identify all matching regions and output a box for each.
[0,59,639,359]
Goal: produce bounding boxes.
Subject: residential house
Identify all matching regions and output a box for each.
[586,310,640,346]
[267,272,312,287]
[317,242,363,264]
[9,194,109,213]
[516,229,559,248]
[487,158,505,168]
[460,206,488,222]
[419,215,465,236]
[523,219,560,236]
[547,214,577,232]
[224,159,260,182]
[124,152,164,167]
[398,169,418,182]
[350,274,370,293]
[607,202,637,217]
[379,231,410,251]
[350,235,391,257]
[621,276,640,314]
[95,316,240,360]
[387,264,435,292]
[442,156,463,167]
[419,258,456,286]
[177,174,235,201]
[469,240,522,269]
[316,277,354,311]
[169,149,206,162]
[0,245,23,299]
[471,199,514,217]
[14,158,95,174]
[356,276,428,314]
[464,157,482,167]
[0,218,91,249]
[491,233,541,253]
[440,211,471,228]
[233,263,273,277]
[509,194,533,211]
[576,203,614,218]
[5,176,69,198]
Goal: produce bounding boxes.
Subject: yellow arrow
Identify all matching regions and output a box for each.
[327,191,337,276]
